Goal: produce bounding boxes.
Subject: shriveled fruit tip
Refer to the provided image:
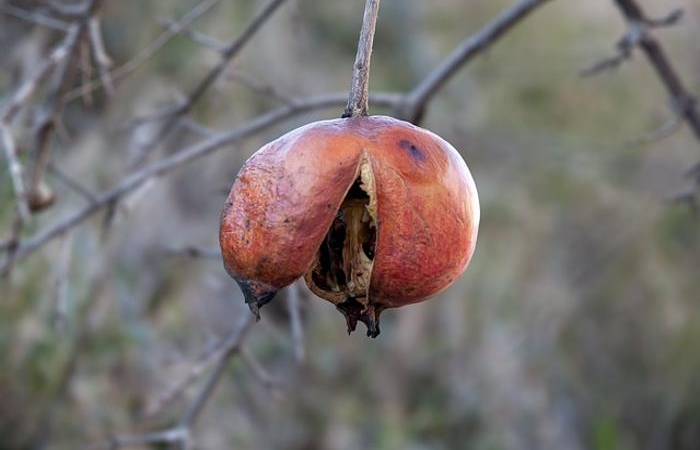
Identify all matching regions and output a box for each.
[336,299,383,338]
[234,278,277,320]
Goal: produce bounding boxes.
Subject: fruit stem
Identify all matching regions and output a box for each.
[342,0,381,118]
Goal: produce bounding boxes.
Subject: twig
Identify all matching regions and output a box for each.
[396,0,554,123]
[626,115,682,147]
[0,4,70,31]
[226,71,294,105]
[286,282,305,363]
[88,16,114,96]
[47,162,99,204]
[178,118,219,138]
[164,246,220,259]
[90,427,190,450]
[142,312,255,420]
[609,1,700,140]
[343,0,381,118]
[64,0,223,102]
[1,124,31,223]
[127,0,291,166]
[157,16,228,53]
[241,346,284,397]
[51,233,74,332]
[0,24,80,124]
[2,92,401,272]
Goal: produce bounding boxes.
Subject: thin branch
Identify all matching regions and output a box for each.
[64,0,223,102]
[127,0,291,166]
[51,233,74,332]
[178,117,219,138]
[241,346,284,397]
[47,162,99,204]
[626,114,682,147]
[609,1,700,141]
[142,313,255,420]
[0,4,70,31]
[343,0,381,118]
[396,0,554,123]
[164,246,220,259]
[286,282,305,363]
[157,16,228,53]
[88,16,114,96]
[0,24,81,124]
[2,92,401,272]
[226,71,294,105]
[89,427,190,450]
[1,125,31,223]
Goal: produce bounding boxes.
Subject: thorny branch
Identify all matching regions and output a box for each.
[586,0,700,205]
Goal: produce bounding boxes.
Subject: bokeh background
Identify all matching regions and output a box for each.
[2,0,700,449]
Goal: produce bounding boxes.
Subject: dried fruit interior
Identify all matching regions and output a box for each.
[309,159,377,303]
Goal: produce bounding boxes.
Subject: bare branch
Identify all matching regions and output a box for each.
[227,71,294,105]
[89,427,191,450]
[157,16,228,53]
[164,246,221,259]
[1,125,31,223]
[0,24,80,124]
[51,233,74,332]
[0,4,70,31]
[2,92,400,272]
[626,114,682,147]
[241,346,284,398]
[396,0,554,123]
[343,0,381,118]
[142,313,255,420]
[88,16,114,96]
[47,162,99,204]
[127,0,291,166]
[608,1,700,141]
[65,0,223,102]
[286,282,305,363]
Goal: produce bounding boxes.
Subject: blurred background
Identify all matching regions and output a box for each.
[2,0,700,449]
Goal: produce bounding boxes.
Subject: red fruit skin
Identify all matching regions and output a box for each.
[219,120,367,306]
[365,118,479,307]
[219,115,479,313]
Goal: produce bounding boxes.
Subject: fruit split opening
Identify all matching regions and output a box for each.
[306,156,383,336]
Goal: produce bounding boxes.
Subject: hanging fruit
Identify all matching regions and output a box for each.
[219,115,479,337]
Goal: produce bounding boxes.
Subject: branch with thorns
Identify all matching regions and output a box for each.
[584,0,700,209]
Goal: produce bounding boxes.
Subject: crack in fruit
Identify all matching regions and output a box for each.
[310,158,376,300]
[307,157,382,335]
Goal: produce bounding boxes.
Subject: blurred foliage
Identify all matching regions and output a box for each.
[2,0,700,449]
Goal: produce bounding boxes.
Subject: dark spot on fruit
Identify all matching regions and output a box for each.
[398,139,426,162]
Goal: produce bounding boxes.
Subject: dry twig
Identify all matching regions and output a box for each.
[343,0,381,118]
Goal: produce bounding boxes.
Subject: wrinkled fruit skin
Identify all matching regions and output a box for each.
[220,115,479,337]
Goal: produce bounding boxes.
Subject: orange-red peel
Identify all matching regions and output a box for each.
[219,115,479,337]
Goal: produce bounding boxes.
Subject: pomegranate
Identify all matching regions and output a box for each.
[220,115,479,337]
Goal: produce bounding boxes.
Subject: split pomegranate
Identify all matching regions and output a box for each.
[219,115,479,337]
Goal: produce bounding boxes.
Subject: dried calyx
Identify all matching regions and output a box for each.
[305,157,382,336]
